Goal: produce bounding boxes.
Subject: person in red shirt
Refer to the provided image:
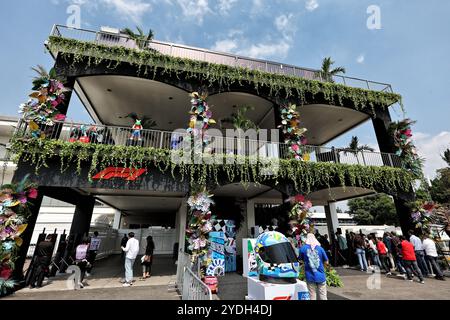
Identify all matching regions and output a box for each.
[399,236,424,283]
[376,238,391,275]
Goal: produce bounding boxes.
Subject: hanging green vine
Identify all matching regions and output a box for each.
[47,36,402,114]
[10,137,414,195]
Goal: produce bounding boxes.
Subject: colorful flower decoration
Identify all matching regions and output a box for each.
[19,68,69,139]
[186,190,215,262]
[186,92,216,151]
[0,176,37,296]
[286,194,314,246]
[278,104,309,160]
[410,201,450,236]
[390,119,423,177]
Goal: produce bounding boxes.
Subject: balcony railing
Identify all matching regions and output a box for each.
[13,120,402,169]
[49,25,393,93]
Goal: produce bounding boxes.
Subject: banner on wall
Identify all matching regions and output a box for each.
[243,238,257,278]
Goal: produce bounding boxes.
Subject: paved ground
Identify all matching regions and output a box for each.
[4,254,180,300]
[327,267,450,300]
[4,256,449,300]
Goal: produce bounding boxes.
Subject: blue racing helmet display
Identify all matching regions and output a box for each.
[254,231,300,284]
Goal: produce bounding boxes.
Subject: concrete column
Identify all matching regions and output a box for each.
[69,196,95,246]
[324,202,340,238]
[246,199,256,236]
[13,187,44,280]
[177,198,188,253]
[112,209,122,230]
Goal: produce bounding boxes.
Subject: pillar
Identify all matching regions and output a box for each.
[246,199,256,236]
[112,209,122,230]
[69,196,95,246]
[13,187,44,280]
[325,202,340,238]
[177,198,188,253]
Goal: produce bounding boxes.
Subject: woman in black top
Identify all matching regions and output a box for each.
[140,236,155,279]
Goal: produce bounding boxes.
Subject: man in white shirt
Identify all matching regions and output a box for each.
[422,234,445,281]
[121,232,140,287]
[408,230,429,277]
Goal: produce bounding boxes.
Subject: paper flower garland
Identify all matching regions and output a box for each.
[278,104,309,160]
[19,68,69,139]
[0,176,37,296]
[390,119,423,177]
[186,190,215,262]
[186,92,216,151]
[287,194,314,246]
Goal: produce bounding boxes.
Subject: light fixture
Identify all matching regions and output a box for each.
[338,118,343,122]
[169,97,173,100]
[107,88,112,92]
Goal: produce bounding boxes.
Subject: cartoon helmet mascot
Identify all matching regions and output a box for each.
[254,231,300,284]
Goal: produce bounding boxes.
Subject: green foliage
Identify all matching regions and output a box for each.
[47,36,402,115]
[220,105,258,131]
[442,148,450,167]
[348,193,399,225]
[10,137,414,195]
[317,57,346,83]
[430,168,450,204]
[120,26,154,50]
[344,136,375,155]
[298,264,343,287]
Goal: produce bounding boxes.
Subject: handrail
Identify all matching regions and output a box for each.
[49,24,393,93]
[182,265,213,300]
[13,119,403,168]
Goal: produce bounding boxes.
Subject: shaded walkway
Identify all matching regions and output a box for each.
[5,254,180,300]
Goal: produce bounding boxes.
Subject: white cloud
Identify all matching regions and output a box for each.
[305,0,319,11]
[211,39,238,52]
[101,0,152,24]
[177,0,212,25]
[218,0,237,14]
[415,131,450,179]
[237,40,291,59]
[356,54,365,64]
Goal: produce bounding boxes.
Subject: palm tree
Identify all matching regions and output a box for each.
[345,136,375,155]
[121,26,154,49]
[220,105,258,131]
[318,57,346,82]
[442,148,450,167]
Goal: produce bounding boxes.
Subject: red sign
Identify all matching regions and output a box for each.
[92,167,147,181]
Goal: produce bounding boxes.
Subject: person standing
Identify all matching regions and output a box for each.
[336,229,348,266]
[422,234,446,281]
[368,234,382,269]
[353,233,368,272]
[298,233,329,300]
[120,234,128,259]
[408,230,429,277]
[383,233,395,271]
[390,232,406,274]
[140,236,155,280]
[74,237,91,288]
[376,237,391,275]
[122,232,140,287]
[400,236,424,284]
[86,231,101,277]
[28,234,54,288]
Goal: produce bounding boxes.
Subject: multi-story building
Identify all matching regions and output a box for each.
[9,25,416,278]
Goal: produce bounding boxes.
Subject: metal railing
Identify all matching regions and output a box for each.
[14,119,402,169]
[49,25,393,93]
[182,265,213,300]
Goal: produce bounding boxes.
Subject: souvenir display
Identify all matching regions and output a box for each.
[390,118,423,177]
[19,67,68,138]
[0,176,37,296]
[129,119,143,141]
[254,231,300,284]
[277,104,309,160]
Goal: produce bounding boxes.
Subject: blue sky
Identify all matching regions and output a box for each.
[1,0,449,178]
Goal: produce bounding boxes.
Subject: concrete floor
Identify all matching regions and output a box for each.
[4,254,180,300]
[4,256,449,300]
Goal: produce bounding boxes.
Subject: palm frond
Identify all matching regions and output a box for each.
[31,65,49,79]
[442,148,450,167]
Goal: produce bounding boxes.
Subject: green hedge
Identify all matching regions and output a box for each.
[11,138,414,194]
[48,36,402,115]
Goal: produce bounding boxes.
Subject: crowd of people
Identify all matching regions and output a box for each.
[315,228,447,283]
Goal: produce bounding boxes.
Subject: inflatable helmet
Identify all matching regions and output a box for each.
[254,231,299,284]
